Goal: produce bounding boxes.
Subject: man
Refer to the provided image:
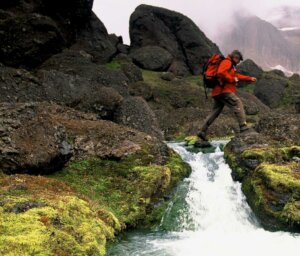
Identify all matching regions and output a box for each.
[198,50,257,142]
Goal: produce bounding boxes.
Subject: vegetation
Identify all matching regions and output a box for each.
[225,145,300,231]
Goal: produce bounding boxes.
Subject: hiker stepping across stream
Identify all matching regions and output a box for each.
[198,50,257,143]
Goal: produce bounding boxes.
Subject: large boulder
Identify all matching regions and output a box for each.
[0,0,117,68]
[237,59,264,87]
[129,4,220,75]
[114,96,163,139]
[71,13,117,63]
[130,46,173,71]
[0,13,65,68]
[0,103,73,174]
[254,73,288,108]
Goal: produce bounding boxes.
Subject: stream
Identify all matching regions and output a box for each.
[108,141,300,256]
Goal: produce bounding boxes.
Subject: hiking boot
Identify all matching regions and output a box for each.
[195,139,211,148]
[197,131,208,141]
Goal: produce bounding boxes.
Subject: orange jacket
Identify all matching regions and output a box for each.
[212,56,253,97]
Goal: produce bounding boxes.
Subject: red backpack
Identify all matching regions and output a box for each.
[202,54,225,88]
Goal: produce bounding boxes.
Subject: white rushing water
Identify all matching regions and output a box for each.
[108,141,299,256]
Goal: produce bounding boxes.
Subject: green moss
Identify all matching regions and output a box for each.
[241,146,300,165]
[224,146,247,181]
[104,60,126,70]
[52,150,190,228]
[242,163,300,231]
[166,151,191,187]
[0,175,116,256]
[184,135,198,146]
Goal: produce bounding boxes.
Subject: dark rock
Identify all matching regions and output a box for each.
[0,65,124,120]
[120,62,143,83]
[290,73,300,82]
[295,95,300,113]
[168,60,190,76]
[129,81,153,101]
[237,59,264,78]
[0,103,73,174]
[0,13,65,68]
[238,91,270,115]
[130,4,220,75]
[72,13,117,63]
[237,59,264,87]
[256,112,300,145]
[114,97,163,139]
[130,46,173,71]
[160,72,175,81]
[268,69,286,77]
[0,0,100,68]
[254,74,288,108]
[41,49,129,96]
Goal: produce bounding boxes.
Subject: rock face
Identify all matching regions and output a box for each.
[225,113,300,232]
[130,4,220,75]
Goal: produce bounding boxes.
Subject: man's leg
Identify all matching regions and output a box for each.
[198,97,225,140]
[221,93,248,131]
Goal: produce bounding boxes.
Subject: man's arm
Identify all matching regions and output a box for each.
[237,73,257,82]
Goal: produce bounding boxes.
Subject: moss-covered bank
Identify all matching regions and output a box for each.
[0,149,191,255]
[225,144,300,232]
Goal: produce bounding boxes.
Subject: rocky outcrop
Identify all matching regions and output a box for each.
[129,4,220,75]
[225,113,300,232]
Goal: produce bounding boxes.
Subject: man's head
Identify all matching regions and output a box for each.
[230,50,244,65]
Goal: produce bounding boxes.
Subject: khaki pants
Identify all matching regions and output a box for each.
[201,93,247,133]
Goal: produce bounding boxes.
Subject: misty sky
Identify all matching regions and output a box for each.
[93,0,300,44]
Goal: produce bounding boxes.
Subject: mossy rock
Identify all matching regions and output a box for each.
[242,163,300,232]
[0,175,118,256]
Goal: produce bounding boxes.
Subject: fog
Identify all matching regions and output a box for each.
[93,0,300,44]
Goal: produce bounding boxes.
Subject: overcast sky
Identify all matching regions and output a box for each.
[93,0,300,44]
